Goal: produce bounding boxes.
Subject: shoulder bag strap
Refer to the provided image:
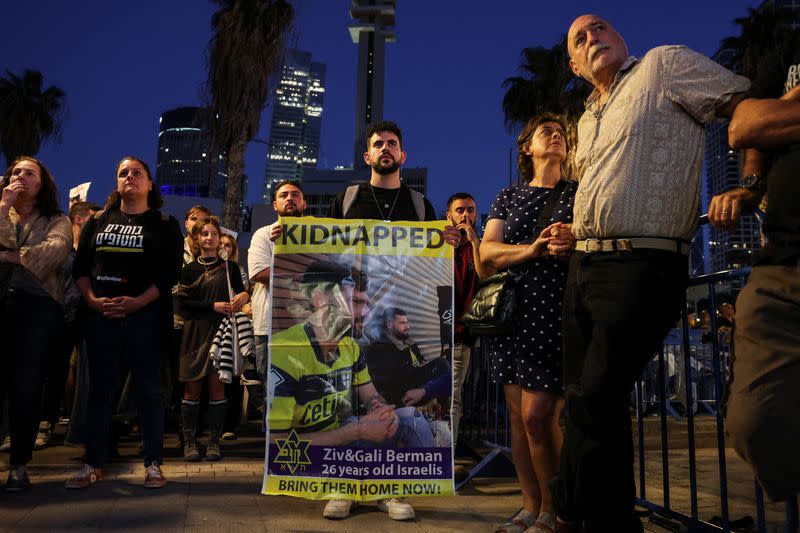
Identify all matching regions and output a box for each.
[225,260,235,300]
[532,179,568,235]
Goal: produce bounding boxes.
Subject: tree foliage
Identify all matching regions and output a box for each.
[501,35,591,181]
[0,69,65,168]
[207,0,294,229]
[501,35,590,134]
[719,3,799,79]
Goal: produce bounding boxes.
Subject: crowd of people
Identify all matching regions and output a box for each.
[0,11,797,533]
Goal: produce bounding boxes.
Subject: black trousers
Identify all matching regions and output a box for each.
[0,289,63,466]
[85,305,164,468]
[41,318,80,425]
[553,250,687,532]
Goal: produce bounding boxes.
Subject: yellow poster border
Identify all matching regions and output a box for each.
[263,475,455,501]
[274,216,453,259]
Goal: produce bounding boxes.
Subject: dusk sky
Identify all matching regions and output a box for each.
[3,1,758,220]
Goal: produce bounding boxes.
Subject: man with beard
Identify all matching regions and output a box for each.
[328,120,457,248]
[249,180,307,388]
[364,308,451,408]
[444,193,489,445]
[549,14,750,532]
[268,262,434,521]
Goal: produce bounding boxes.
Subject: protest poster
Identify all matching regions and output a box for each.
[68,181,91,206]
[263,217,454,501]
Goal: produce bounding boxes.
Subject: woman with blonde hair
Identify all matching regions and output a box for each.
[178,217,248,461]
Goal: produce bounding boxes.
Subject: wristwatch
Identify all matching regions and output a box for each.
[740,174,766,192]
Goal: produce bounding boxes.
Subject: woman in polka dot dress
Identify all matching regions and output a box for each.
[481,113,577,533]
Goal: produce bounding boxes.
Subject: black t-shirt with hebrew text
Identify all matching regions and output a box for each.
[73,208,183,301]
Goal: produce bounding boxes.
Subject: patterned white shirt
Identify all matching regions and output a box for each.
[572,46,750,241]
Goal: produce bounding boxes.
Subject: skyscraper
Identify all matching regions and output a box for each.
[703,44,766,273]
[156,107,226,198]
[262,49,326,202]
[349,0,396,167]
[256,1,428,222]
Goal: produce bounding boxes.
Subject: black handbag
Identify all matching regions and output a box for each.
[461,269,523,335]
[461,180,569,336]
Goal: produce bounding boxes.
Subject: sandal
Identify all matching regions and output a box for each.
[495,509,537,533]
[526,511,556,533]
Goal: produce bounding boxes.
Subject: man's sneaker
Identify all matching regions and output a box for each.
[65,464,103,489]
[323,499,358,519]
[4,465,31,492]
[377,497,415,520]
[0,435,10,452]
[205,442,222,462]
[144,462,167,489]
[34,421,53,450]
[183,440,201,462]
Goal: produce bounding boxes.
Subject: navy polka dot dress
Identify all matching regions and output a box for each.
[487,181,577,393]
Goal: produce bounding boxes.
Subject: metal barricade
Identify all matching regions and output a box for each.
[456,337,514,490]
[634,267,798,532]
[457,220,798,530]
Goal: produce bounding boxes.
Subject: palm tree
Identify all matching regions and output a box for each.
[207,0,294,230]
[501,35,590,180]
[0,69,66,167]
[719,2,799,78]
[502,35,590,132]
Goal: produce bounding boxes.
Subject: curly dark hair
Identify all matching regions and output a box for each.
[104,156,163,210]
[516,113,569,183]
[1,156,62,217]
[365,121,403,148]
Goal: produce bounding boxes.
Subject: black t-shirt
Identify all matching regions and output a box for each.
[327,183,437,221]
[73,208,184,301]
[750,35,800,265]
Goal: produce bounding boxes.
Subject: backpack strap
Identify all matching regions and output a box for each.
[342,185,360,218]
[408,188,426,221]
[343,183,426,221]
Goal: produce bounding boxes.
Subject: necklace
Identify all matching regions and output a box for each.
[369,184,401,222]
[119,209,147,224]
[197,255,218,266]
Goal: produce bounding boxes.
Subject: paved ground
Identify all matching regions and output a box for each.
[633,416,794,533]
[0,419,792,532]
[0,425,529,533]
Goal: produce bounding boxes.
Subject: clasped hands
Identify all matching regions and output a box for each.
[213,292,248,316]
[531,222,575,259]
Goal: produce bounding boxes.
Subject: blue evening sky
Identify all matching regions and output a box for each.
[2,1,757,219]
